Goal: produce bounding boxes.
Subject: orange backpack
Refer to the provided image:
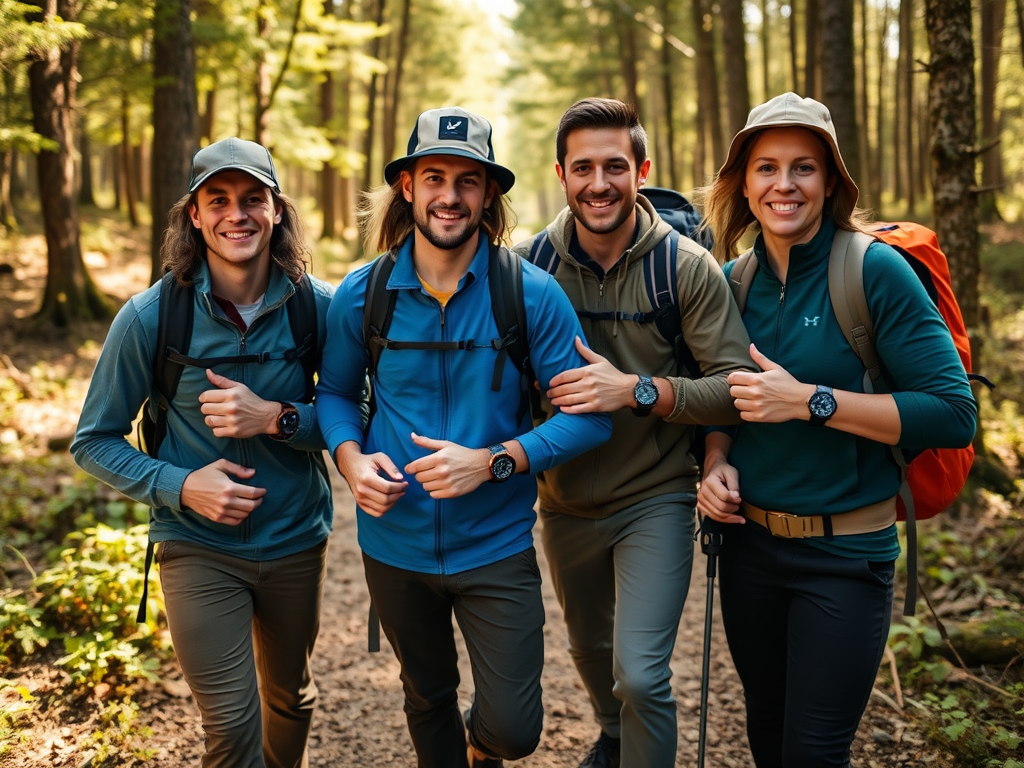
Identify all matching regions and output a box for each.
[730,222,989,614]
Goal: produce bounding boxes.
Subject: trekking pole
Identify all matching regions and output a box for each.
[697,515,724,768]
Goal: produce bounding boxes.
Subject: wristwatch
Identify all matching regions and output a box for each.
[487,443,516,483]
[632,375,659,417]
[807,385,837,426]
[271,402,300,440]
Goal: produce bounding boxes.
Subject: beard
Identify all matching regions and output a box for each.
[413,203,482,251]
[568,193,635,236]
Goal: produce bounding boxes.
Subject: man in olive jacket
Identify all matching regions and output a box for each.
[512,98,753,768]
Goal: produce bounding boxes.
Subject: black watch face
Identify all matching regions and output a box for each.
[491,455,515,482]
[808,391,837,419]
[278,409,300,436]
[635,379,658,407]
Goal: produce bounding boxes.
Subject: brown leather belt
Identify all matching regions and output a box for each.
[742,496,896,539]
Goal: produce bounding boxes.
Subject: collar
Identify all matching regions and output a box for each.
[388,230,489,293]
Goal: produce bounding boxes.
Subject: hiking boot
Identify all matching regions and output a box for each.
[467,744,503,768]
[578,732,621,768]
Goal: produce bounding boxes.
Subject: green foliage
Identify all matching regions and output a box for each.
[0,599,56,666]
[0,681,34,757]
[921,692,1023,768]
[83,697,157,764]
[57,630,161,688]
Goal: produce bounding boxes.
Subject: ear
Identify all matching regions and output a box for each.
[273,199,283,224]
[400,170,414,203]
[555,163,567,193]
[188,202,201,228]
[637,158,652,187]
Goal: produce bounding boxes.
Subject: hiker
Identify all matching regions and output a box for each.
[71,138,335,768]
[510,97,753,768]
[314,106,612,768]
[696,92,977,767]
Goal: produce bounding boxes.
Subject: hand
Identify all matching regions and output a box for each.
[547,336,635,413]
[199,369,279,438]
[180,459,266,525]
[405,433,489,499]
[335,443,407,518]
[726,343,811,423]
[696,457,745,525]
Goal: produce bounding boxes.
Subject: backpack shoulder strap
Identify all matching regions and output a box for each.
[488,244,533,422]
[287,273,318,403]
[728,248,759,313]
[827,229,880,383]
[145,272,193,458]
[643,230,702,377]
[524,231,560,275]
[362,254,399,380]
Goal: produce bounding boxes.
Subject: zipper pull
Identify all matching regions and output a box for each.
[779,284,786,303]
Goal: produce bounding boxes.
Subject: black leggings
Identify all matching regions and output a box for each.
[719,522,894,768]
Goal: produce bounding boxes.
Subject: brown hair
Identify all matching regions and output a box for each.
[359,161,516,254]
[698,128,871,263]
[161,190,310,285]
[556,98,648,169]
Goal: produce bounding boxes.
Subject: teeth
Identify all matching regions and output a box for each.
[433,210,461,220]
[586,200,614,209]
[770,203,798,212]
[224,232,251,240]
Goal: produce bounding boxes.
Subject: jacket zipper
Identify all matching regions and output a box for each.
[238,332,253,546]
[435,297,449,573]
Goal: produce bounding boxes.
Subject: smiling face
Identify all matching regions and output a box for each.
[401,155,494,254]
[188,170,281,272]
[743,126,836,255]
[556,127,651,238]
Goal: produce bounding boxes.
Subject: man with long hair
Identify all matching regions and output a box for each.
[315,107,612,768]
[511,98,753,768]
[73,137,335,768]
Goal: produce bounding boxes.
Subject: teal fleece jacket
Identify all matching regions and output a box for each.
[721,218,976,561]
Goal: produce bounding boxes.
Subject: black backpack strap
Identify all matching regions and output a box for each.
[525,231,560,274]
[488,243,533,423]
[287,274,319,403]
[642,230,701,378]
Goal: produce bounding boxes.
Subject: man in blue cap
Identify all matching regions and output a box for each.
[316,107,612,768]
[73,137,335,768]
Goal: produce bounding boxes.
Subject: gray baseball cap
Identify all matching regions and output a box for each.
[188,137,281,194]
[384,107,515,193]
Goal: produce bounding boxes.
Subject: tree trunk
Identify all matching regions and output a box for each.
[151,0,198,284]
[656,0,677,189]
[721,0,750,137]
[254,0,271,145]
[382,0,411,171]
[692,0,724,185]
[761,0,771,100]
[0,148,16,232]
[200,88,216,144]
[804,0,821,100]
[78,129,95,207]
[899,0,916,216]
[361,0,386,192]
[856,0,871,209]
[615,9,641,117]
[820,0,861,187]
[120,94,139,227]
[788,0,800,92]
[979,0,1006,221]
[874,0,890,204]
[27,0,113,326]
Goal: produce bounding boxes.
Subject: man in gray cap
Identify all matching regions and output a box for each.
[316,107,611,767]
[72,137,335,768]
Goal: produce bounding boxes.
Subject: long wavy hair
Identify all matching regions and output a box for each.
[359,162,516,255]
[161,189,310,285]
[698,129,872,264]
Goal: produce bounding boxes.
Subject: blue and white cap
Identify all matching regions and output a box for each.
[384,107,515,192]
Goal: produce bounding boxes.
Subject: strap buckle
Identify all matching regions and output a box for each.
[763,510,815,539]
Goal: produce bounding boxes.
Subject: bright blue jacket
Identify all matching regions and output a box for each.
[316,234,612,575]
[71,261,335,560]
[720,218,976,560]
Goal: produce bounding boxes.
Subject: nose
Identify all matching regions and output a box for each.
[774,171,796,192]
[590,169,611,193]
[225,200,248,220]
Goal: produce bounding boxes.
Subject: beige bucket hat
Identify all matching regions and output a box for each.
[720,92,859,208]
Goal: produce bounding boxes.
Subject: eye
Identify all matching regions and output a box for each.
[756,163,774,174]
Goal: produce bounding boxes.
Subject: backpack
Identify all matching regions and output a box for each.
[524,189,710,465]
[359,242,533,651]
[135,271,321,622]
[729,222,989,615]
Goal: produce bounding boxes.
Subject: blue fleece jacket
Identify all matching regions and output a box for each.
[721,218,976,560]
[316,234,612,575]
[71,261,335,560]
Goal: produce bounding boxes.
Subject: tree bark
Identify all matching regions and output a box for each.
[788,0,800,92]
[924,0,979,330]
[120,94,139,227]
[656,0,677,189]
[615,8,641,117]
[692,0,724,185]
[899,0,915,215]
[255,0,271,145]
[820,0,861,187]
[78,129,95,207]
[360,0,386,192]
[382,0,411,172]
[721,0,751,137]
[761,0,771,100]
[979,0,1006,221]
[804,0,821,100]
[151,0,198,284]
[27,0,112,326]
[856,0,871,209]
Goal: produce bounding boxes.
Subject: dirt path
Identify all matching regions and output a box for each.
[137,471,933,768]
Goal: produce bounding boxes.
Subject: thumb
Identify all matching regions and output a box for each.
[748,343,780,372]
[206,368,239,388]
[211,458,256,478]
[410,432,447,451]
[575,336,606,365]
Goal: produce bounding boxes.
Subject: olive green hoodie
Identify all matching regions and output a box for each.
[512,197,753,518]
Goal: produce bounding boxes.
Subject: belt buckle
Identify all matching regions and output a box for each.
[764,511,809,539]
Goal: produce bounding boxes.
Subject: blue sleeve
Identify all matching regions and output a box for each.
[315,267,373,458]
[514,266,612,471]
[70,295,192,510]
[863,242,976,449]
